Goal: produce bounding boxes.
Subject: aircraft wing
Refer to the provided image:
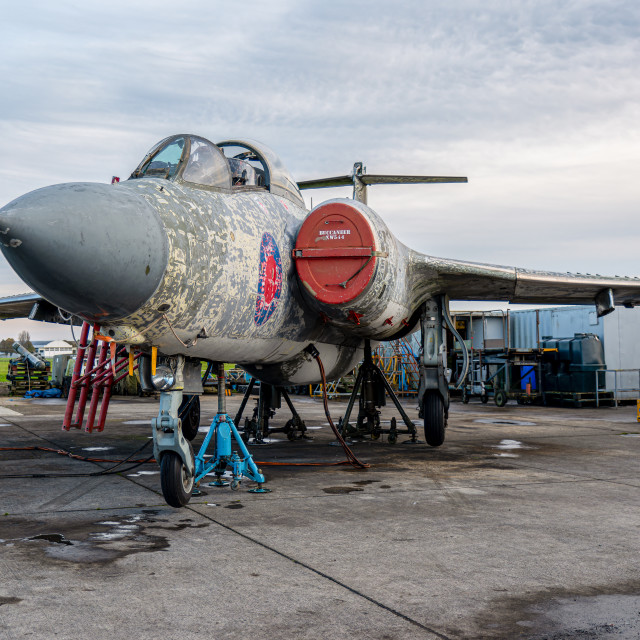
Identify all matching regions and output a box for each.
[0,292,78,324]
[0,293,43,320]
[414,254,640,316]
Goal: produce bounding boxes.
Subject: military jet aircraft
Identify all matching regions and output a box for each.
[2,134,640,507]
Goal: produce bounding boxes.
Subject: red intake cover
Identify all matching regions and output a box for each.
[294,202,377,304]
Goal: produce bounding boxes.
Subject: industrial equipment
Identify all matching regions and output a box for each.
[7,341,50,395]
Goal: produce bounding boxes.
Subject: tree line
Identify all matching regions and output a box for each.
[0,331,35,355]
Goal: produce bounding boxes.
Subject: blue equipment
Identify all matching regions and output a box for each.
[194,364,270,493]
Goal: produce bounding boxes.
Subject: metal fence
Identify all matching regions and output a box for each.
[596,369,640,407]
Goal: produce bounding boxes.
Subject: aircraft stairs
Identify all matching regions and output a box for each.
[371,337,420,397]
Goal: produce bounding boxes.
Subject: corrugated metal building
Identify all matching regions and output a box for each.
[508,305,640,399]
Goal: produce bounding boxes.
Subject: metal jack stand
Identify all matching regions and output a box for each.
[236,382,309,443]
[194,364,270,493]
[338,339,418,444]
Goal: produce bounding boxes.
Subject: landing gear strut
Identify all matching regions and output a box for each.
[339,339,418,443]
[152,368,196,508]
[235,381,308,443]
[418,296,450,447]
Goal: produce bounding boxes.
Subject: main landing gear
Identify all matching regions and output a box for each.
[418,295,467,447]
[234,380,308,444]
[338,339,418,444]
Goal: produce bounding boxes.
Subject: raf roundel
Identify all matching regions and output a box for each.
[254,232,283,325]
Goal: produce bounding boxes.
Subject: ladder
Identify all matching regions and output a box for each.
[390,337,420,394]
[62,322,140,432]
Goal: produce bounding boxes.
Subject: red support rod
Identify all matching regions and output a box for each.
[72,324,100,429]
[96,372,114,432]
[85,341,108,433]
[91,353,131,386]
[97,354,140,431]
[73,349,124,386]
[62,322,91,431]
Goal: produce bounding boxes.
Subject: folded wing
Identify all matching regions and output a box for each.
[0,292,74,324]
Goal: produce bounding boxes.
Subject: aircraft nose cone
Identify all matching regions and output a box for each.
[0,182,168,322]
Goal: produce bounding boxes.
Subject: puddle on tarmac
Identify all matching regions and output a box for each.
[81,447,114,452]
[0,596,22,606]
[126,471,159,478]
[225,503,244,509]
[620,433,640,437]
[3,510,209,564]
[493,439,533,450]
[482,588,640,639]
[28,533,72,545]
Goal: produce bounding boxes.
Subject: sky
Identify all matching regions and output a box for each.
[1,0,639,341]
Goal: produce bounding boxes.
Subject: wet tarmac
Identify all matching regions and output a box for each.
[0,393,639,639]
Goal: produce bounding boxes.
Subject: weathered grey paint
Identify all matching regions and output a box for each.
[0,183,167,320]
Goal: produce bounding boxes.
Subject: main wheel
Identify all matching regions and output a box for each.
[480,392,488,404]
[461,387,469,404]
[285,419,296,441]
[494,389,508,407]
[179,395,201,441]
[423,392,446,447]
[160,451,194,508]
[388,417,397,444]
[370,415,381,440]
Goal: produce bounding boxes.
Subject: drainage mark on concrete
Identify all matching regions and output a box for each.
[474,419,536,426]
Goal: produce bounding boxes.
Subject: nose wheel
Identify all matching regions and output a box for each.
[160,450,194,508]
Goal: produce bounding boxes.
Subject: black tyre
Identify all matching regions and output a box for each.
[462,388,469,404]
[423,392,446,447]
[494,389,508,407]
[179,395,201,441]
[160,451,194,508]
[369,415,381,440]
[388,417,397,444]
[480,392,488,404]
[285,419,296,441]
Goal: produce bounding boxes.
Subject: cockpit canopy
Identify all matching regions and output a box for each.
[130,134,304,207]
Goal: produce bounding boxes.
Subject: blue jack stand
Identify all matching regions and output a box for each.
[194,363,270,494]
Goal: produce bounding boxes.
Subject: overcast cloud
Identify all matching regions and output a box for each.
[1,1,639,339]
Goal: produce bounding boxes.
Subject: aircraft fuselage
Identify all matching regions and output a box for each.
[104,178,365,383]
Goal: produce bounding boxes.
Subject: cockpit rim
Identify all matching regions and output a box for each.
[129,133,305,207]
